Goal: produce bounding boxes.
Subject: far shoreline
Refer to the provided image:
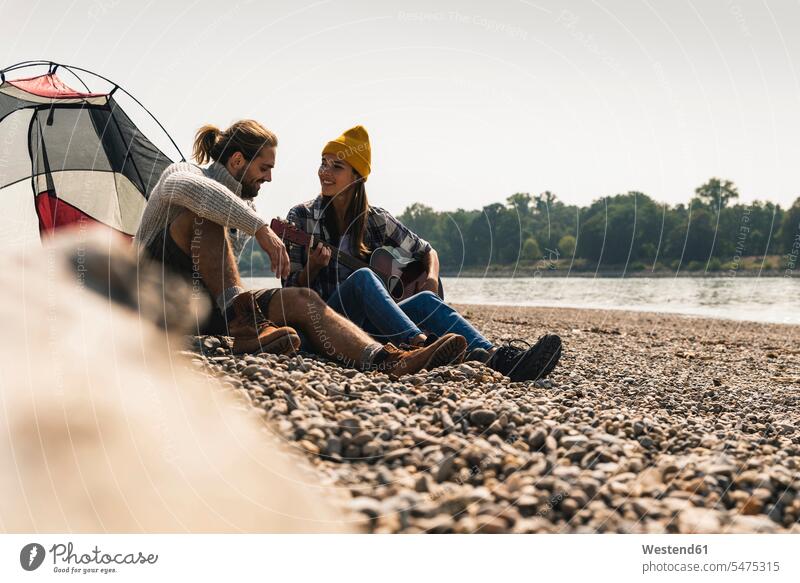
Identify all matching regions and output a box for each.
[451,302,800,328]
[243,269,794,279]
[441,269,793,278]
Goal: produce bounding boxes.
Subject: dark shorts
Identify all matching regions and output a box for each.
[144,227,278,335]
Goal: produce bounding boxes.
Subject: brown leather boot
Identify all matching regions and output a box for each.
[372,333,467,378]
[227,291,301,355]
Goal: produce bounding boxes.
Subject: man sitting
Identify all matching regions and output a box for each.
[134,120,466,376]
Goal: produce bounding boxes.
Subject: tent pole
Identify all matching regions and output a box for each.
[60,66,92,93]
[61,63,186,162]
[1,60,185,162]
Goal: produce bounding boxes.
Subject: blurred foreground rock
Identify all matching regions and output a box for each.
[0,228,349,532]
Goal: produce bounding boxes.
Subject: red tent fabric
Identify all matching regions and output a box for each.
[8,73,106,99]
[35,190,106,234]
[0,68,174,244]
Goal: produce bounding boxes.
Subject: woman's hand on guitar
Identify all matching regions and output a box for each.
[419,276,439,295]
[255,225,291,278]
[308,242,332,272]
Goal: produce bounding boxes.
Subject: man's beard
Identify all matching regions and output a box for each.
[240,181,259,199]
[234,167,260,199]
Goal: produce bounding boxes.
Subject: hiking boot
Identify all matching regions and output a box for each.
[228,291,301,355]
[487,334,562,382]
[397,333,440,351]
[373,333,467,378]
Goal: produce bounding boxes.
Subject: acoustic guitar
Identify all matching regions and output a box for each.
[271,218,444,302]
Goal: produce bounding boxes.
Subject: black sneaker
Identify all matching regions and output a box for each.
[465,347,492,363]
[487,334,562,382]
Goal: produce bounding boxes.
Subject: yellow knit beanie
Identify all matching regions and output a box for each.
[322,125,371,180]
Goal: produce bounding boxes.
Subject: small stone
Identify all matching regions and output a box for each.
[527,428,547,450]
[457,363,477,377]
[469,409,497,427]
[440,409,455,433]
[662,496,693,513]
[752,487,772,501]
[347,497,381,518]
[561,434,589,449]
[298,439,320,455]
[705,464,736,477]
[677,507,721,534]
[638,436,655,449]
[352,431,373,446]
[340,416,361,433]
[487,420,504,434]
[515,495,540,515]
[325,437,342,456]
[241,364,259,378]
[417,514,455,533]
[283,391,299,412]
[634,467,665,495]
[475,515,507,534]
[632,498,663,518]
[383,448,412,464]
[741,498,764,515]
[202,336,221,350]
[362,441,383,458]
[303,385,326,399]
[727,515,779,534]
[435,457,456,483]
[560,498,579,516]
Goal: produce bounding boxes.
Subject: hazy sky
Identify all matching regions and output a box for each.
[3,0,799,221]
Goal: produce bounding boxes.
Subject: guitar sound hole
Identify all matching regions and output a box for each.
[387,276,403,300]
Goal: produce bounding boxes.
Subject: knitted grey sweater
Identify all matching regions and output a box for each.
[134,161,265,257]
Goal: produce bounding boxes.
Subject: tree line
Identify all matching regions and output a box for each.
[397,178,800,273]
[240,178,800,275]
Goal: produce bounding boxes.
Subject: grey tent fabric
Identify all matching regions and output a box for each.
[0,70,173,239]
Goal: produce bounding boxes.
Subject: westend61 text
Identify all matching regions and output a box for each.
[642,544,708,555]
[49,542,159,565]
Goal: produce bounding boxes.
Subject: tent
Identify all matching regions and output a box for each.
[0,61,181,246]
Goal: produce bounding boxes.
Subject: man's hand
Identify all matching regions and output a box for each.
[308,241,332,272]
[419,276,439,295]
[255,225,290,278]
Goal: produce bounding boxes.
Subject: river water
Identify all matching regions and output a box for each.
[244,276,799,326]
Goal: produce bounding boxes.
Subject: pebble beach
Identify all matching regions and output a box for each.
[183,305,800,534]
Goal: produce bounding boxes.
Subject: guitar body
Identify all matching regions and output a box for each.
[370,246,444,302]
[271,218,444,304]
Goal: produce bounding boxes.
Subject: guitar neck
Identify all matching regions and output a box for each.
[329,245,370,271]
[271,218,372,273]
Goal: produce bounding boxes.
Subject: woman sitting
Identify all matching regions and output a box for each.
[283,126,561,382]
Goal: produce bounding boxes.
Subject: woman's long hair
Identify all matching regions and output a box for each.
[322,172,371,259]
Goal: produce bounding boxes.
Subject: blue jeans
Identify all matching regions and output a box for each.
[326,268,493,351]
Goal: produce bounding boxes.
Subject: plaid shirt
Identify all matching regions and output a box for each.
[283,196,431,301]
